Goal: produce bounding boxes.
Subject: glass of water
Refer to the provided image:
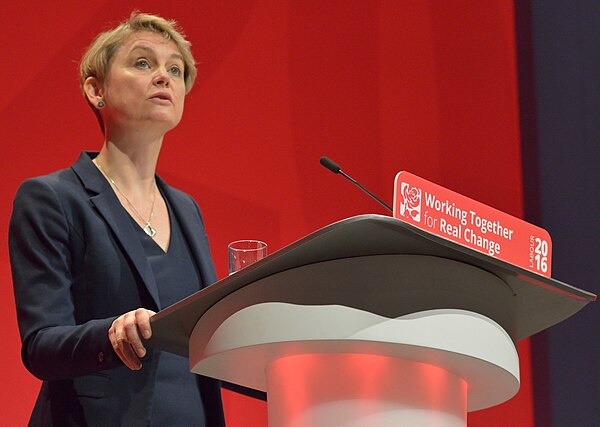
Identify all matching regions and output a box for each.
[228,240,267,274]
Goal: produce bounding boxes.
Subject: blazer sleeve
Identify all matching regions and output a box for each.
[9,178,120,381]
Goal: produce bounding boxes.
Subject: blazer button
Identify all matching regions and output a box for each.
[98,351,104,363]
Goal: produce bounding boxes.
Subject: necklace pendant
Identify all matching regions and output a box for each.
[144,223,157,238]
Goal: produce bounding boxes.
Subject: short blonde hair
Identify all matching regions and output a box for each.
[80,11,197,93]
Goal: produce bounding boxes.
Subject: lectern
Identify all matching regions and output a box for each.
[150,215,595,426]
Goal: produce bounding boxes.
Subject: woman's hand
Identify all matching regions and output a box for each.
[108,308,156,370]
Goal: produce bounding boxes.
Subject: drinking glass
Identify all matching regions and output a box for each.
[228,240,267,274]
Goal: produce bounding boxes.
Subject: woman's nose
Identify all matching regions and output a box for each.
[152,68,171,87]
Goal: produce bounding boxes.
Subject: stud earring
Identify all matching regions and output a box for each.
[97,101,105,109]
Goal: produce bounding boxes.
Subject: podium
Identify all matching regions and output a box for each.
[151,215,595,426]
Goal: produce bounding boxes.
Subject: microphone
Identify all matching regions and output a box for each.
[319,156,393,212]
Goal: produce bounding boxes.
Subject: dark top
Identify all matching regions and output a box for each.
[133,195,206,426]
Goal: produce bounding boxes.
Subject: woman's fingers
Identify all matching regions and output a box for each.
[124,322,145,358]
[109,308,156,370]
[116,337,141,370]
[109,322,140,370]
[135,308,156,340]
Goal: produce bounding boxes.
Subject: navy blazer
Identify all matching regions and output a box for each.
[9,152,225,426]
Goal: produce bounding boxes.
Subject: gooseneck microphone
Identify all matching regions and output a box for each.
[319,156,393,213]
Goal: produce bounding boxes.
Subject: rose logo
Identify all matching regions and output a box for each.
[399,184,422,222]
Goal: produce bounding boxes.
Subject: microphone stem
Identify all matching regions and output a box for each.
[339,171,393,213]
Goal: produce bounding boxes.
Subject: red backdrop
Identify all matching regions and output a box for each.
[0,1,533,425]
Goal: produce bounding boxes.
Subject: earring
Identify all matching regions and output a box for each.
[97,101,105,109]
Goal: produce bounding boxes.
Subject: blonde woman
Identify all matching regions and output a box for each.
[9,12,225,426]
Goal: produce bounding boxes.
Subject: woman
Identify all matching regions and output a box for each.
[9,12,225,426]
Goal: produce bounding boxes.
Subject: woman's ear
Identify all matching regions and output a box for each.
[83,76,104,108]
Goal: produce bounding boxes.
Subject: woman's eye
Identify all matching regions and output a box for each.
[135,59,150,69]
[169,65,182,77]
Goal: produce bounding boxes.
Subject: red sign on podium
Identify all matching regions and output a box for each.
[393,172,552,277]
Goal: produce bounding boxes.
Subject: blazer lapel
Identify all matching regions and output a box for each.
[72,152,162,310]
[158,178,218,289]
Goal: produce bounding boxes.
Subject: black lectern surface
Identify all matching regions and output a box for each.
[150,214,595,357]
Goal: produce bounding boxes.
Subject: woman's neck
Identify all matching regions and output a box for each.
[94,133,163,196]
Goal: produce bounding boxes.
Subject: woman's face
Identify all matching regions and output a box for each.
[101,31,187,134]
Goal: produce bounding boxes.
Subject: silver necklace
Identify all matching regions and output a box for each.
[94,159,158,238]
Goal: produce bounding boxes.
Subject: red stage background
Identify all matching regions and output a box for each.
[0,1,534,425]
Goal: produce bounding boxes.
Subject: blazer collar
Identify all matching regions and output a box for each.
[71,152,162,309]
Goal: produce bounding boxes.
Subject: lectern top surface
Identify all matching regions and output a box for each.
[150,215,595,356]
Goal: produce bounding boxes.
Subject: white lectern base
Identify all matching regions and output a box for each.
[267,353,466,427]
[191,302,520,426]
